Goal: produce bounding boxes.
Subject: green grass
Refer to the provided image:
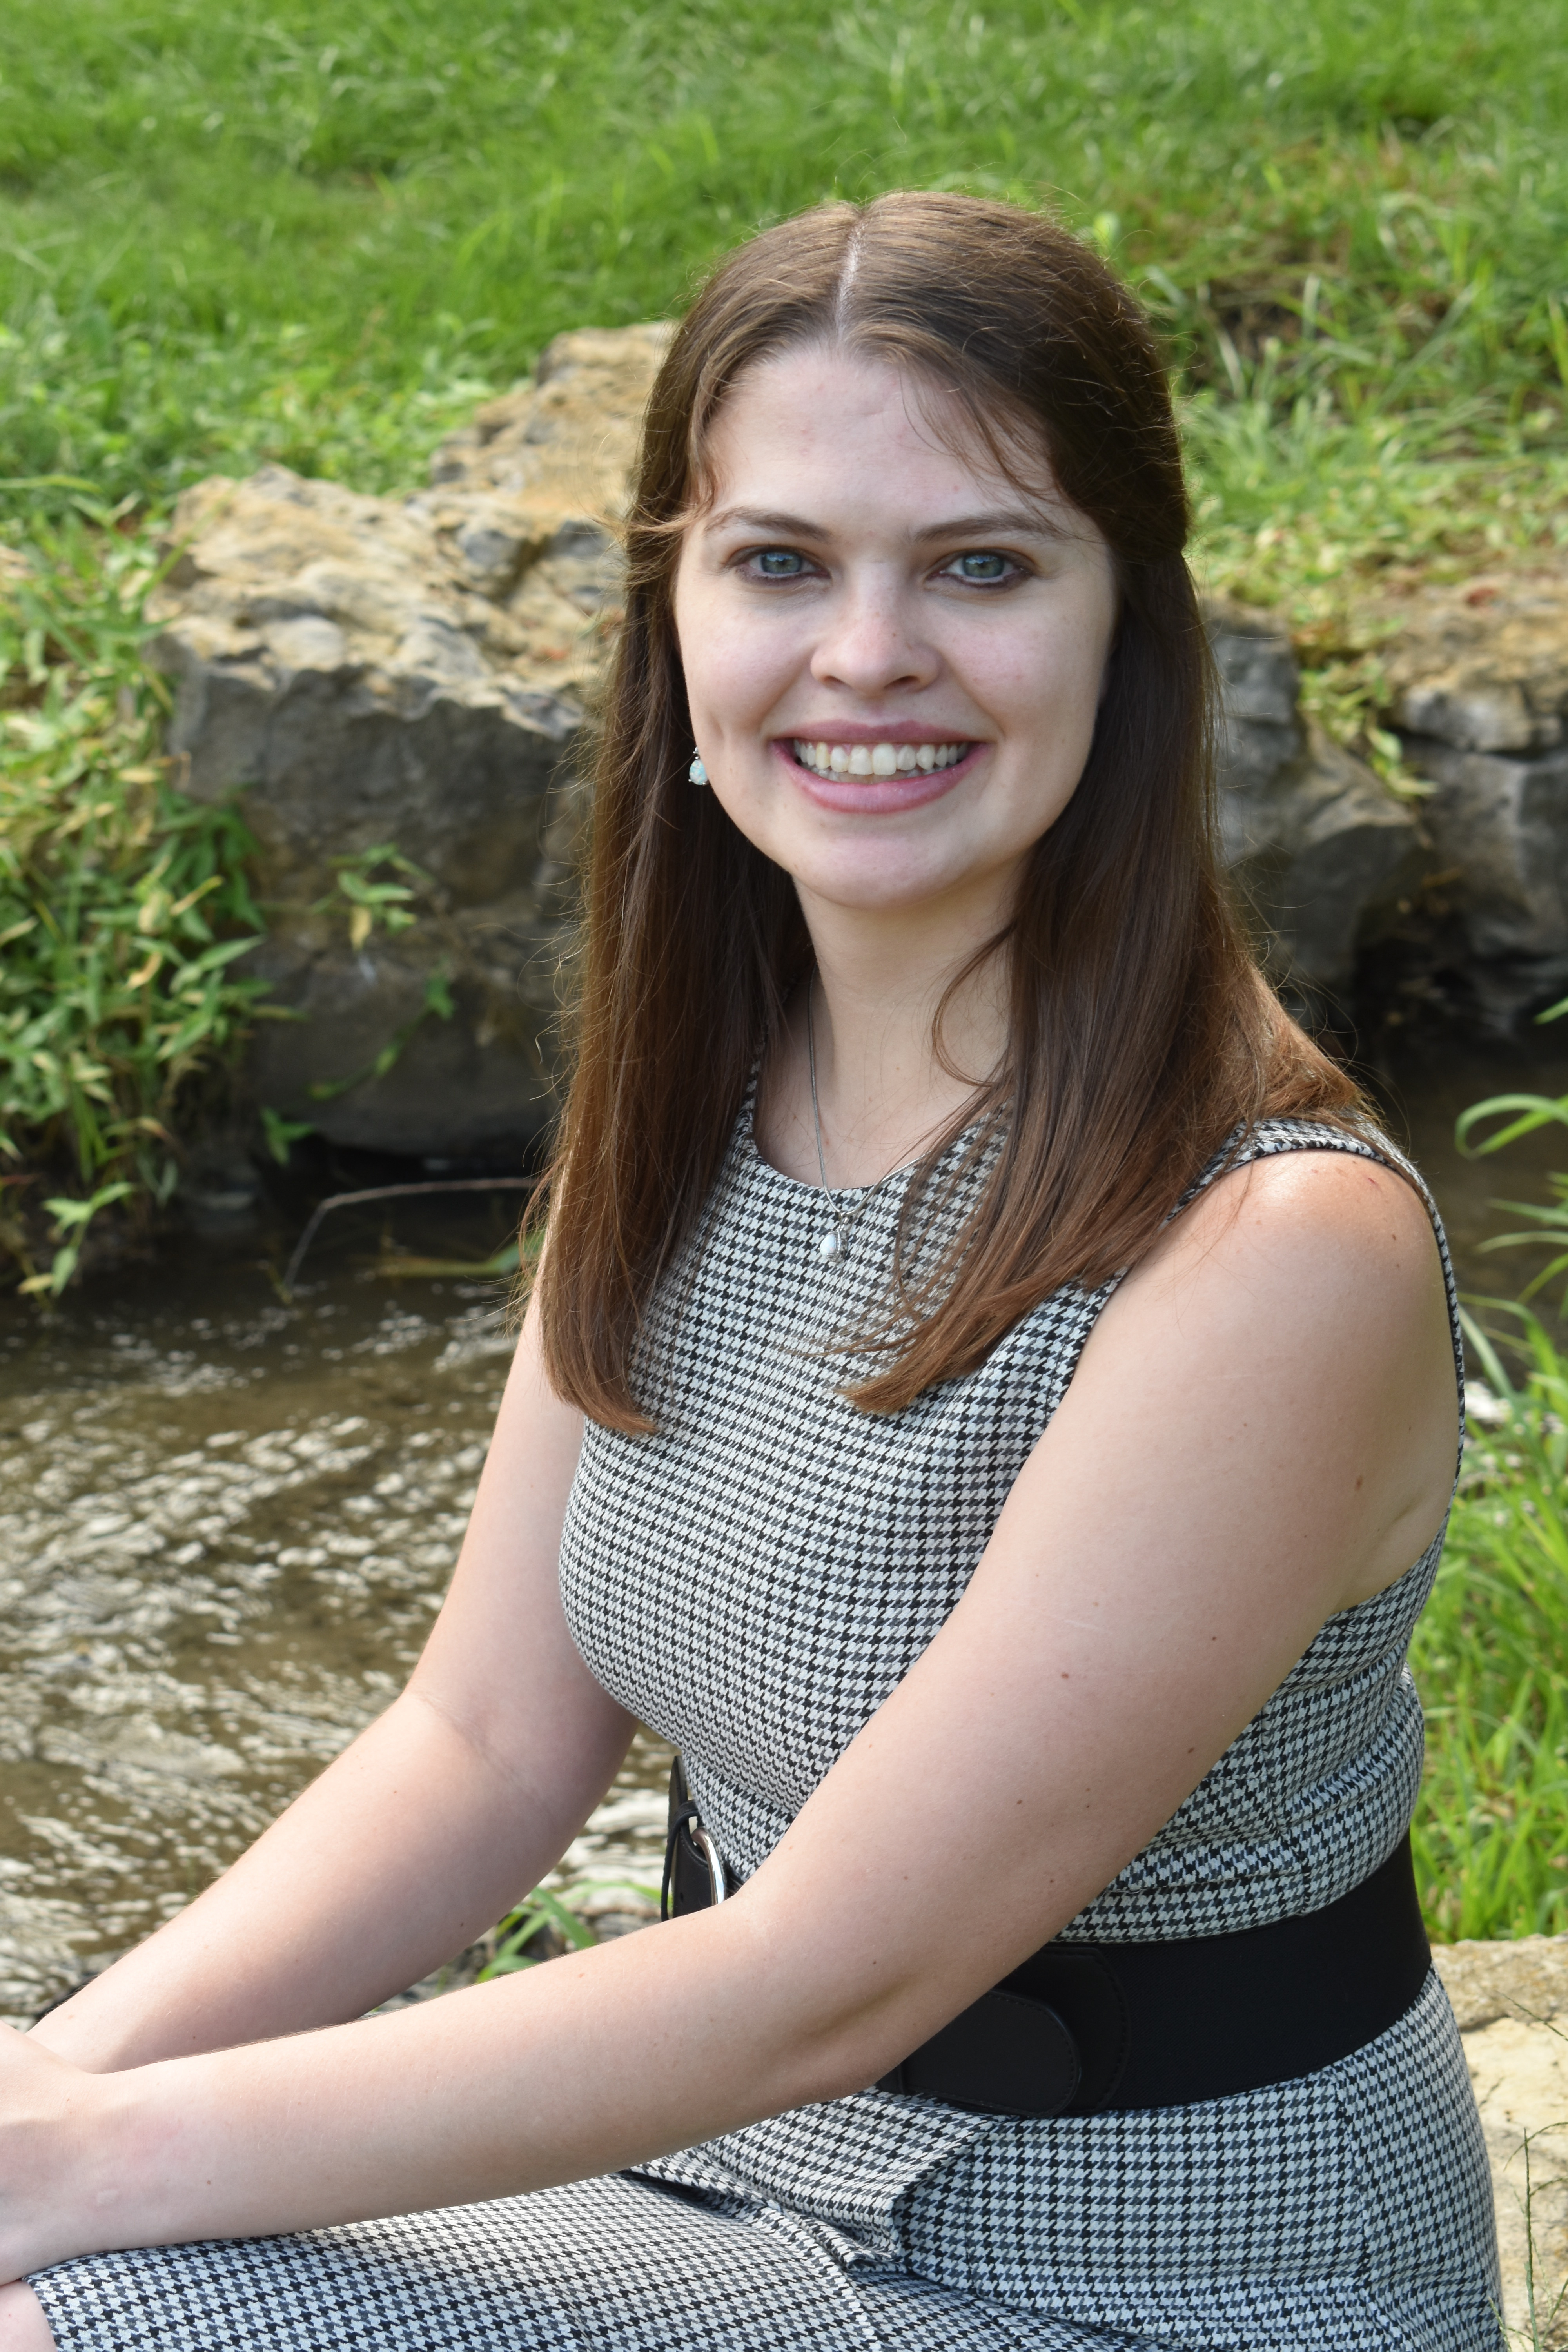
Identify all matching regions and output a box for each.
[1415,1306,1568,1943]
[1406,1062,1568,1946]
[2,0,1567,550]
[0,519,443,1288]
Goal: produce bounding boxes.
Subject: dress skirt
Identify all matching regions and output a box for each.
[29,1971,1502,2352]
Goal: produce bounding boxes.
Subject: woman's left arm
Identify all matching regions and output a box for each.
[0,1149,1458,2277]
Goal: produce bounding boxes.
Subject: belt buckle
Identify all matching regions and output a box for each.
[693,1824,728,1905]
[661,1794,730,1918]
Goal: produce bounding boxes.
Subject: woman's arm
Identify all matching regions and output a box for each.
[0,1149,1457,2276]
[29,1303,632,2075]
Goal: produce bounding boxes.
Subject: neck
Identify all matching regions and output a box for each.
[763,880,1011,1191]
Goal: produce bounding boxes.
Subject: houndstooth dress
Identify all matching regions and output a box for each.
[31,1107,1502,2352]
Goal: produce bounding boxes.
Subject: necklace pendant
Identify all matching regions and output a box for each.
[818,1228,844,1263]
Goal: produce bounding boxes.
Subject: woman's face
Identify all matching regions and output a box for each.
[672,345,1120,928]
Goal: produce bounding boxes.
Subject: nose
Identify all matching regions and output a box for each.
[809,571,938,698]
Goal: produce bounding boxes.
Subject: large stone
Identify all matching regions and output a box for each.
[1208,603,1423,1000]
[1433,1935,1568,2345]
[1408,738,1568,965]
[1374,563,1568,1024]
[148,327,672,1159]
[424,323,673,512]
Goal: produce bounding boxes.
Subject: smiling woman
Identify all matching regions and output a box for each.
[0,195,1497,2352]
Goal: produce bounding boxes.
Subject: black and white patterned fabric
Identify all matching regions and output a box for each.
[31,1108,1502,2350]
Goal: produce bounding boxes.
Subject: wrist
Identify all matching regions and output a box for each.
[0,2052,123,2281]
[74,2067,176,2257]
[30,1956,216,2076]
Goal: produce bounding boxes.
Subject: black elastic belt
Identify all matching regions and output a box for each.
[662,1761,1431,2118]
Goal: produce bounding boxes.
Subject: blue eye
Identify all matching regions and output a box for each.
[949,552,1012,583]
[754,549,806,578]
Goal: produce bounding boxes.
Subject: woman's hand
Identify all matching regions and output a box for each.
[0,2026,110,2285]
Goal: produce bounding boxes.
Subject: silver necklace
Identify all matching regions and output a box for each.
[805,974,904,1266]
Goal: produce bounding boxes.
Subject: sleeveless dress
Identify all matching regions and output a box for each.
[30,1110,1503,2352]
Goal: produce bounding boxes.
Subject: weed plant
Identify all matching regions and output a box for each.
[1407,1053,1568,1949]
[0,514,268,1289]
[1455,1017,1568,1314]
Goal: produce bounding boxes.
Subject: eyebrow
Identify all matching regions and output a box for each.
[704,505,1075,544]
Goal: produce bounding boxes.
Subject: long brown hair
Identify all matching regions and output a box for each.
[536,191,1365,1432]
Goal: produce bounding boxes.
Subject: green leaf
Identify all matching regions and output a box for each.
[259,1107,315,1166]
[1456,1093,1568,1158]
[42,1179,134,1232]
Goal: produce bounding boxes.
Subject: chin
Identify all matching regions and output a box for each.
[798,859,970,914]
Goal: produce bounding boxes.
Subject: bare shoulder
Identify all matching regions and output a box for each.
[1067,1137,1456,1610]
[1144,1138,1446,1333]
[1094,1137,1456,1476]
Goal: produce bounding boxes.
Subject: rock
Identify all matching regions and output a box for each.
[425,323,673,510]
[1383,569,1568,1024]
[1210,599,1302,737]
[1410,738,1568,966]
[1435,1932,1568,2033]
[1434,1936,1568,2343]
[147,326,672,1161]
[180,1141,265,1236]
[1208,603,1423,1000]
[1380,569,1568,754]
[1339,559,1568,1028]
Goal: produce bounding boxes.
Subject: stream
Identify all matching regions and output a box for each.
[1,1042,1563,2020]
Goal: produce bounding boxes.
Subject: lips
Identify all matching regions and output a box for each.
[777,734,981,813]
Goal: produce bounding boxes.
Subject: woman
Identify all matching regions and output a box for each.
[0,193,1498,2350]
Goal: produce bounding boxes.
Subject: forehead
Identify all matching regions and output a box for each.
[696,344,1064,519]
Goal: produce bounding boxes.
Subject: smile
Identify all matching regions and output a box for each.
[791,740,973,778]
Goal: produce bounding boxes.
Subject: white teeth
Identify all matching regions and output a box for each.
[790,739,970,779]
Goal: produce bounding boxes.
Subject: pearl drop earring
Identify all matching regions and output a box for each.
[688,752,708,787]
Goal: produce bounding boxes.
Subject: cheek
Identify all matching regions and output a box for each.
[687,622,800,739]
[1036,598,1116,719]
[965,627,1102,743]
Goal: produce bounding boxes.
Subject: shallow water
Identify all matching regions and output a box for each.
[1,1043,1565,2016]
